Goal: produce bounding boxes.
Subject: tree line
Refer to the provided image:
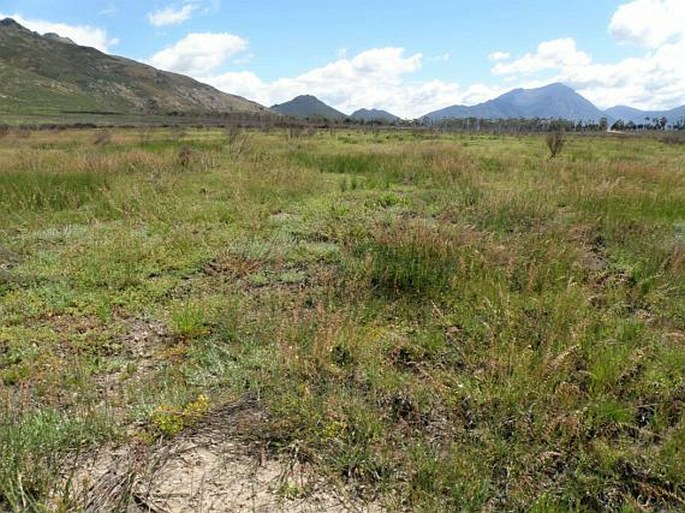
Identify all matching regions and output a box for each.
[348,115,685,133]
[610,116,685,131]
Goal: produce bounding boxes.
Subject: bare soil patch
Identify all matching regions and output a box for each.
[75,403,385,512]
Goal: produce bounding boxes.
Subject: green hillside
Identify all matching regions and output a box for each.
[0,18,266,118]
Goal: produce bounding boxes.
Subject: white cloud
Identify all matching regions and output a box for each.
[487,0,685,114]
[200,6,684,117]
[148,32,248,75]
[564,40,685,109]
[198,47,504,118]
[609,0,685,48]
[433,53,451,63]
[156,2,685,117]
[0,12,118,52]
[492,38,591,76]
[488,51,510,62]
[148,4,195,27]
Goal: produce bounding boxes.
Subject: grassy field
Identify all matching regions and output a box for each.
[0,126,683,511]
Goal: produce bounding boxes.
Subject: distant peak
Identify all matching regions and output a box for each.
[271,94,347,119]
[545,82,571,89]
[272,94,319,107]
[506,83,571,93]
[1,18,22,28]
[350,108,401,121]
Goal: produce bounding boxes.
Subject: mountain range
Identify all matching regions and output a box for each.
[271,85,685,126]
[270,97,402,123]
[0,18,265,117]
[604,105,685,125]
[1,17,684,126]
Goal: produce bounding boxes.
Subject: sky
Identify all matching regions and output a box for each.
[1,0,684,118]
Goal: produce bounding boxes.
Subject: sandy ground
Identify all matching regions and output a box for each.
[74,405,386,513]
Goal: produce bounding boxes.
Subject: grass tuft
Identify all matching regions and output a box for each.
[362,221,459,299]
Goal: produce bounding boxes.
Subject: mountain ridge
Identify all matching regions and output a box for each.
[2,18,684,125]
[0,18,266,117]
[350,108,400,123]
[274,85,685,125]
[425,83,606,122]
[604,105,685,125]
[271,95,347,120]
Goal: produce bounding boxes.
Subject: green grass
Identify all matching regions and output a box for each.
[0,127,683,511]
[0,400,113,511]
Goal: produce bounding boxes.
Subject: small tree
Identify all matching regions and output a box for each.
[546,130,565,159]
[611,119,625,131]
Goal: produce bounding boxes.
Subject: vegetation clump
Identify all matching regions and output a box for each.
[546,129,565,158]
[364,221,458,299]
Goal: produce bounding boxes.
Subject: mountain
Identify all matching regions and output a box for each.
[425,83,605,122]
[271,95,347,120]
[350,108,401,123]
[0,18,266,117]
[605,105,685,125]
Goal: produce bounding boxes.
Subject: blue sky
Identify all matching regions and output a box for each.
[1,1,684,117]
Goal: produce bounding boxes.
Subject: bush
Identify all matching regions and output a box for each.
[546,130,565,159]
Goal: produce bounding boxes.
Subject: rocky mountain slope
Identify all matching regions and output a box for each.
[0,18,266,117]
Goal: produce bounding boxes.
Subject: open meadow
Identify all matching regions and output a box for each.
[0,126,683,511]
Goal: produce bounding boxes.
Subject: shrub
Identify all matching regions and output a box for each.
[546,130,565,159]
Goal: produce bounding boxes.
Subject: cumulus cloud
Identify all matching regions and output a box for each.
[564,39,685,109]
[148,0,685,118]
[609,0,685,48]
[492,38,591,76]
[148,4,195,27]
[148,32,248,75]
[489,40,684,109]
[0,12,118,51]
[198,47,503,118]
[200,47,422,113]
[489,1,685,111]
